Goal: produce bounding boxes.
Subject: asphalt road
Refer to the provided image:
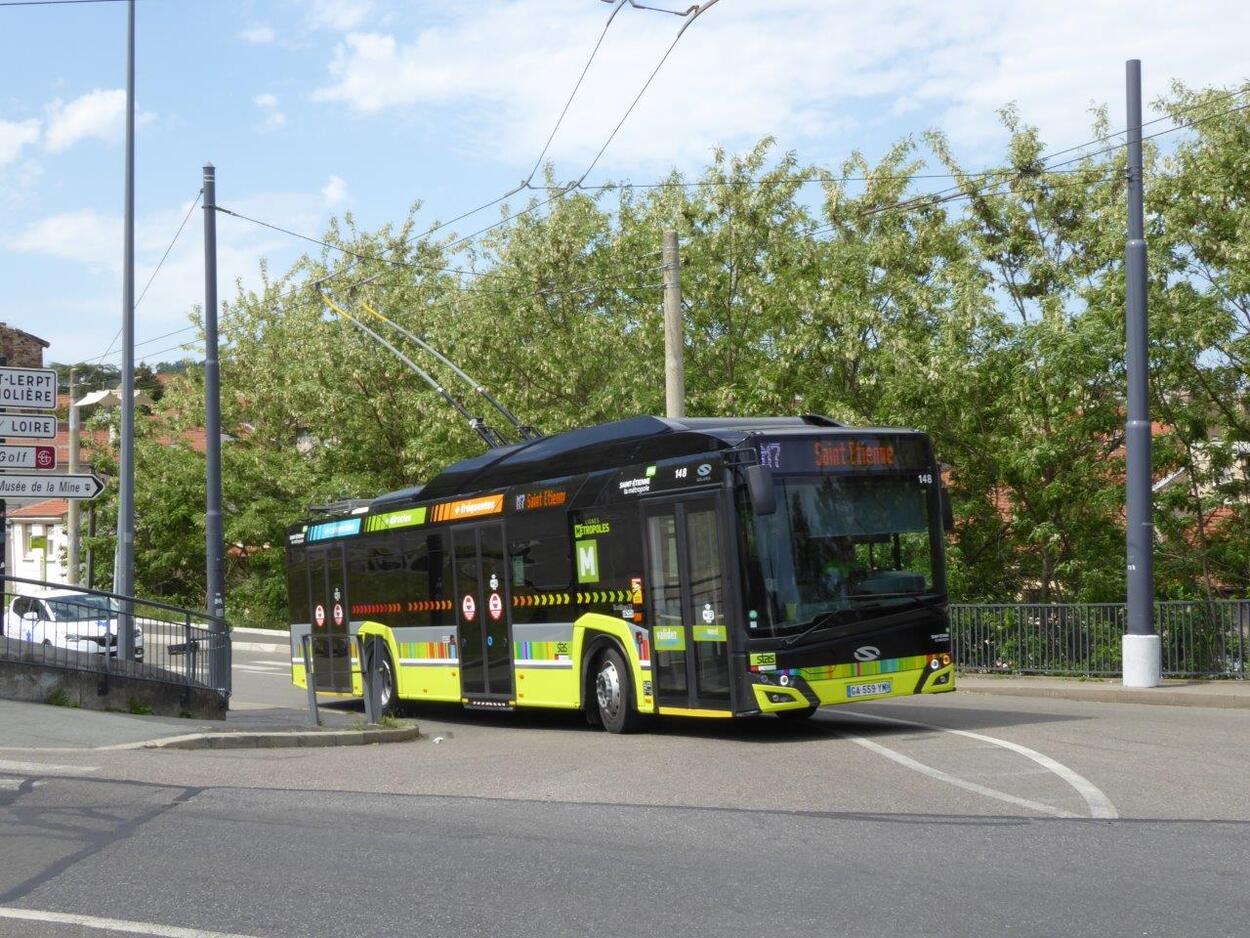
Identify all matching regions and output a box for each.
[0,651,1247,937]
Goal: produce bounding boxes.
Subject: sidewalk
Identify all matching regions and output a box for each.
[0,697,418,752]
[956,673,1250,709]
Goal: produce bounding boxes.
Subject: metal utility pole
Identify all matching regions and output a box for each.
[67,367,80,585]
[116,0,137,660]
[662,230,685,419]
[203,164,226,645]
[1123,58,1160,688]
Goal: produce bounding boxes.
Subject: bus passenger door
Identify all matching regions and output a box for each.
[643,497,731,712]
[453,523,513,703]
[307,544,353,693]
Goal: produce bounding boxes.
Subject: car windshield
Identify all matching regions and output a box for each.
[45,596,115,620]
[741,474,939,636]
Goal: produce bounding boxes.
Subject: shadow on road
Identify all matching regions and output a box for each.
[360,697,1091,744]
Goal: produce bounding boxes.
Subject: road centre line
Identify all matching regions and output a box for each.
[0,906,264,938]
[842,709,1119,819]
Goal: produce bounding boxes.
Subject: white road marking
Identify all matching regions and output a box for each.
[842,709,1119,819]
[0,906,264,938]
[232,663,288,674]
[0,758,97,775]
[845,731,1079,818]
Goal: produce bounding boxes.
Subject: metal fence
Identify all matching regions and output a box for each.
[1,574,231,701]
[951,599,1250,678]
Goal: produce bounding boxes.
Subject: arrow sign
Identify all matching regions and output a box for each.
[0,367,57,410]
[0,413,57,439]
[0,444,56,470]
[0,472,105,500]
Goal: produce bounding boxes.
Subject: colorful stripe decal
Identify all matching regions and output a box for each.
[398,639,458,666]
[779,654,930,681]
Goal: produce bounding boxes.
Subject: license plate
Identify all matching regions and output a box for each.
[847,680,892,699]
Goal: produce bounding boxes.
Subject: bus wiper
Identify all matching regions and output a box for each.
[782,611,841,647]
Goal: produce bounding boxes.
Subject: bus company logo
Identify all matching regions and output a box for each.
[462,594,477,622]
[618,475,651,496]
[314,604,326,628]
[814,440,896,469]
[333,603,344,627]
[854,645,881,662]
[488,592,503,621]
[573,518,611,539]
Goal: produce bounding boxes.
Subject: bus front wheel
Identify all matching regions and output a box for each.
[594,648,642,734]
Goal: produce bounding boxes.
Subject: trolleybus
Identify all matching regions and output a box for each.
[284,414,955,731]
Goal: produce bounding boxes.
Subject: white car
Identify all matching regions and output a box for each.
[4,591,145,662]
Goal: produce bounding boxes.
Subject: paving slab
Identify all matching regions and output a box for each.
[956,673,1250,708]
[0,698,417,752]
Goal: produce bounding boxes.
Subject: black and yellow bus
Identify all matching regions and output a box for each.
[284,414,955,732]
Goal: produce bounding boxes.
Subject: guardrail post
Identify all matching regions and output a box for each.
[301,633,320,727]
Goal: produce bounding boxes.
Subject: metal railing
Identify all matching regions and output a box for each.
[1,574,231,702]
[951,599,1250,678]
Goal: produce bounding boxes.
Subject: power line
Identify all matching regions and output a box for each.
[0,0,127,6]
[84,187,203,365]
[137,190,201,309]
[576,0,720,186]
[809,92,1250,235]
[524,0,629,186]
[214,206,488,279]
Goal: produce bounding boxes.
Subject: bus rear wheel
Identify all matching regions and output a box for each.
[594,648,642,734]
[367,638,399,718]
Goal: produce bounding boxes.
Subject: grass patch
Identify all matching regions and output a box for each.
[127,698,154,716]
[45,687,78,708]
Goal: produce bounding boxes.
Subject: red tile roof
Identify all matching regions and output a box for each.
[7,499,68,519]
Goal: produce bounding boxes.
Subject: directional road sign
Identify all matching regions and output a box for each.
[0,444,56,470]
[0,413,57,439]
[0,367,57,410]
[0,472,104,500]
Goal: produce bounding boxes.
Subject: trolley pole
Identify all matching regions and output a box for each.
[662,230,685,419]
[203,163,227,692]
[116,0,137,661]
[1122,59,1161,687]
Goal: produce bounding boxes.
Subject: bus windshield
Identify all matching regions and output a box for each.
[742,474,938,636]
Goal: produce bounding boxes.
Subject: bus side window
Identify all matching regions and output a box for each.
[405,531,453,628]
[286,548,310,625]
[509,512,570,625]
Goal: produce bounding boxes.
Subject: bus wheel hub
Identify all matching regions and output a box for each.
[596,661,621,716]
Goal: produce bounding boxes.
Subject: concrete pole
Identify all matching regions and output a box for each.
[662,230,685,419]
[1123,58,1161,687]
[203,164,228,696]
[116,0,137,660]
[67,368,80,585]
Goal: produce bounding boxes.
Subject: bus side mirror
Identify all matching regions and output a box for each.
[745,465,776,516]
[940,486,955,533]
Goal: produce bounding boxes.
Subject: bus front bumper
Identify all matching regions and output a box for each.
[749,654,955,714]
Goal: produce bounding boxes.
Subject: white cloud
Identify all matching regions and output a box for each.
[310,0,1250,174]
[310,0,373,32]
[44,89,155,154]
[0,118,41,166]
[321,175,348,207]
[238,23,277,44]
[254,92,287,130]
[6,189,328,362]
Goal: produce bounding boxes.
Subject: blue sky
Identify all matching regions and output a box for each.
[2,0,1247,367]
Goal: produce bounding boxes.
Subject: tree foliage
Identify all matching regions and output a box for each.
[93,84,1250,624]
